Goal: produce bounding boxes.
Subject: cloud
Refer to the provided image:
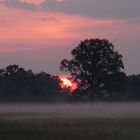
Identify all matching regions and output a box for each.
[54,0,66,2]
[19,0,45,6]
[41,0,140,19]
[40,17,58,23]
[1,0,140,22]
[124,18,140,24]
[1,0,36,10]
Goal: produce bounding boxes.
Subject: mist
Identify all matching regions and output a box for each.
[0,102,140,121]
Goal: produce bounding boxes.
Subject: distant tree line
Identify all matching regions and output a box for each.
[0,64,140,102]
[125,75,140,100]
[69,75,140,101]
[0,64,67,102]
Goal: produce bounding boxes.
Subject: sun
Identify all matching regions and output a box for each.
[60,78,73,88]
[60,77,77,91]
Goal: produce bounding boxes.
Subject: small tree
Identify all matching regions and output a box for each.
[60,39,125,100]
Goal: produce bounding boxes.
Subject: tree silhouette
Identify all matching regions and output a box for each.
[60,39,125,100]
[0,65,62,102]
[125,75,140,100]
[2,65,36,100]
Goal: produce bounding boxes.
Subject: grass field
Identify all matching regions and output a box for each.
[0,103,140,140]
[0,118,140,140]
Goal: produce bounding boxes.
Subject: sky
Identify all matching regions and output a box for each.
[0,0,140,75]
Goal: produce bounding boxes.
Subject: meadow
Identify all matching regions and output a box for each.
[0,103,140,140]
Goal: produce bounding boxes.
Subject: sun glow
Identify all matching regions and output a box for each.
[60,78,77,91]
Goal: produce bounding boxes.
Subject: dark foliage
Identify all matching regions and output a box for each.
[60,39,126,100]
[0,64,139,102]
[125,75,140,100]
[0,64,63,102]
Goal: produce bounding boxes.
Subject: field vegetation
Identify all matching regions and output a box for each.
[0,103,139,140]
[0,118,140,140]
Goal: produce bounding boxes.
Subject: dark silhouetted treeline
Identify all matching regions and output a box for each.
[0,65,67,102]
[68,74,140,102]
[0,64,140,102]
[125,75,140,100]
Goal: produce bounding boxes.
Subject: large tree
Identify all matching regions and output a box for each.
[60,39,125,100]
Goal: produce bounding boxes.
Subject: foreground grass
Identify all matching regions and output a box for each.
[0,118,140,140]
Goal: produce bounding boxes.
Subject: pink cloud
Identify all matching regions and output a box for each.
[0,4,123,52]
[19,0,45,5]
[0,2,140,55]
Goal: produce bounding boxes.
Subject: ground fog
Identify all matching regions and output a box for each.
[0,102,140,120]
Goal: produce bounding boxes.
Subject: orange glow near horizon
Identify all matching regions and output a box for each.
[60,78,77,92]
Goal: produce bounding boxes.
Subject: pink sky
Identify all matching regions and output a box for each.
[0,0,140,75]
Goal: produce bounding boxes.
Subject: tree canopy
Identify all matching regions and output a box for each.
[60,39,126,100]
[0,64,63,102]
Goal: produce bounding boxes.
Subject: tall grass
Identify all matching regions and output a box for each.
[0,118,140,140]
